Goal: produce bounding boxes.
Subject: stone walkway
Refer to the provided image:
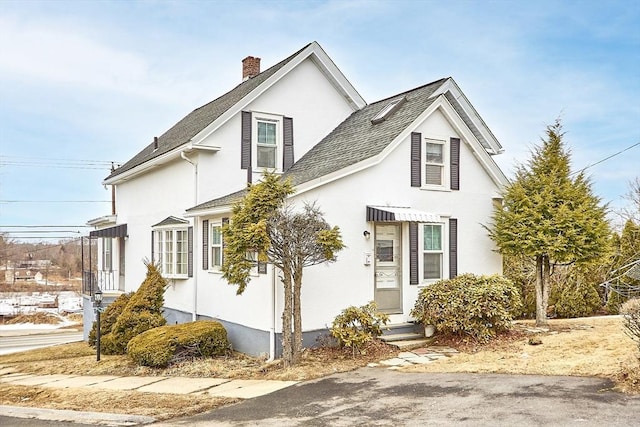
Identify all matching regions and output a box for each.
[369,345,459,369]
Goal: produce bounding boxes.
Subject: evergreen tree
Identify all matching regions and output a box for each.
[488,120,610,326]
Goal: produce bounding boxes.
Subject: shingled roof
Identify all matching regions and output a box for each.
[105,43,311,181]
[284,78,447,186]
[186,78,449,213]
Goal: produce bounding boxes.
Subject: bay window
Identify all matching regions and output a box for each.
[155,228,188,278]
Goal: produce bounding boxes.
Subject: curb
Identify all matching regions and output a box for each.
[0,405,155,426]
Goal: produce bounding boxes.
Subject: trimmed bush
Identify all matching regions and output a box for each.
[410,274,522,341]
[127,320,230,367]
[330,301,389,356]
[102,263,167,355]
[555,279,602,318]
[88,292,132,347]
[620,298,640,353]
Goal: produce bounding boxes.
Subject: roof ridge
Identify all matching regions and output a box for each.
[368,77,448,107]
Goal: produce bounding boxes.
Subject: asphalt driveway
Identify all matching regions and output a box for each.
[155,368,640,427]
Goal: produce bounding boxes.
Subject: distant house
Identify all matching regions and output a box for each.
[85,41,508,357]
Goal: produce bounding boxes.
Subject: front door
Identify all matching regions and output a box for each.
[374,223,402,313]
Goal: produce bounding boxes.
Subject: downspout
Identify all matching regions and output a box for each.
[269,264,276,361]
[181,151,198,322]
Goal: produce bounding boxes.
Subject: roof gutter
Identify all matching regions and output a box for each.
[104,143,220,186]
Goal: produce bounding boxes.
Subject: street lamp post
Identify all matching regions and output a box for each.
[93,288,103,362]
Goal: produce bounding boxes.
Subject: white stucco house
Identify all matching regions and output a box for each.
[84,41,508,357]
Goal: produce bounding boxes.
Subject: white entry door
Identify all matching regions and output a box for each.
[374,224,402,313]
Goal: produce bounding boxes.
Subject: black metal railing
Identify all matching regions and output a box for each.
[82,270,120,295]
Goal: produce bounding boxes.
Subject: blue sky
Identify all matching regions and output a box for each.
[1,0,638,242]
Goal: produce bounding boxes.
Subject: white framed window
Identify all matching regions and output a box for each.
[424,138,445,187]
[253,113,282,172]
[257,121,277,168]
[422,224,443,280]
[154,228,188,278]
[210,224,223,271]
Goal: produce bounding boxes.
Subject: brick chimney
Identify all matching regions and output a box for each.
[242,56,261,81]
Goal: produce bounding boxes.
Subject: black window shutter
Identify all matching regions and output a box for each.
[241,111,251,170]
[411,132,421,187]
[222,217,229,265]
[449,218,458,278]
[283,117,294,172]
[187,226,193,277]
[257,261,267,274]
[151,230,155,264]
[202,220,209,270]
[450,137,460,190]
[409,222,419,285]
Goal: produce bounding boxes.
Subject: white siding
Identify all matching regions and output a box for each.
[191,108,503,333]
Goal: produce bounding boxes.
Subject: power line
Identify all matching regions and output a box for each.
[0,236,85,241]
[0,162,113,170]
[0,200,110,203]
[0,225,91,228]
[3,231,82,234]
[571,141,640,176]
[0,156,121,170]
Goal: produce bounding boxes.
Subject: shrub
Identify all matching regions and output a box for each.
[410,274,522,342]
[88,292,132,347]
[330,301,389,356]
[127,320,230,367]
[101,262,167,355]
[620,298,640,353]
[555,279,602,318]
[605,289,627,315]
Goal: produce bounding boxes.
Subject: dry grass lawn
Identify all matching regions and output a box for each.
[404,316,640,393]
[1,315,638,420]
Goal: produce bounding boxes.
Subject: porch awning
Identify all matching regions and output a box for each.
[366,206,440,223]
[89,224,127,238]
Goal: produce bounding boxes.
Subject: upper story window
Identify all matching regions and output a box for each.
[253,113,283,172]
[242,111,294,179]
[257,120,278,168]
[411,134,460,191]
[424,138,445,187]
[422,223,443,280]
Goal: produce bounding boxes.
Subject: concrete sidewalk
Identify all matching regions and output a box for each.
[0,367,297,399]
[0,365,298,425]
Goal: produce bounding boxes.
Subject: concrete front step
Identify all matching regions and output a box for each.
[379,332,425,343]
[381,322,421,336]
